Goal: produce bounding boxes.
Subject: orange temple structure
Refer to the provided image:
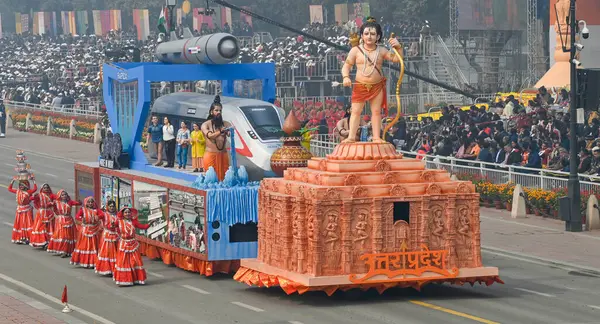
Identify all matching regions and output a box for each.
[234,142,502,295]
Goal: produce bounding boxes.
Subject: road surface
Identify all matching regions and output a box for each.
[0,137,599,323]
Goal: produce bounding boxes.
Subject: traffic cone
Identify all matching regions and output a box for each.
[61,285,72,313]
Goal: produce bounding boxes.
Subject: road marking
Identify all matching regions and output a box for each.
[0,144,76,163]
[46,173,58,178]
[481,215,600,242]
[289,321,304,324]
[0,272,116,324]
[147,271,165,278]
[231,301,264,312]
[181,284,210,295]
[409,300,499,324]
[482,248,600,276]
[27,300,52,310]
[68,179,75,182]
[514,288,555,297]
[4,163,13,167]
[587,305,600,310]
[2,222,13,227]
[0,183,7,188]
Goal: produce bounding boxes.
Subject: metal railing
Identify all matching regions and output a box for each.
[308,134,600,193]
[4,100,103,118]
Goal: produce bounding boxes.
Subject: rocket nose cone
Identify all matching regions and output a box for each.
[219,38,239,59]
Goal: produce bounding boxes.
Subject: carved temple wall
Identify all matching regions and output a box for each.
[258,178,482,277]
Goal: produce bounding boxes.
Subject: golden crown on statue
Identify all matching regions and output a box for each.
[366,16,377,23]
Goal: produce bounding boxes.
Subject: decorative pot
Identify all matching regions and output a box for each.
[505,202,512,212]
[494,200,504,209]
[526,207,533,214]
[534,209,541,216]
[270,136,313,177]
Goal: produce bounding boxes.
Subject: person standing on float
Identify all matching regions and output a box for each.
[95,200,119,276]
[201,95,231,181]
[71,197,104,268]
[190,122,206,172]
[48,190,81,258]
[30,183,56,249]
[7,179,37,244]
[113,207,150,286]
[341,17,402,143]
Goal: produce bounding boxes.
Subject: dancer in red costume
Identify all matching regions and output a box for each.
[71,197,104,268]
[7,179,37,244]
[30,184,56,248]
[95,200,119,276]
[113,207,150,286]
[48,190,81,257]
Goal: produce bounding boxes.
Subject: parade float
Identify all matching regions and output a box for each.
[74,31,272,276]
[71,24,501,294]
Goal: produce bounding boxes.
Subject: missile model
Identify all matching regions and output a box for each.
[154,32,240,65]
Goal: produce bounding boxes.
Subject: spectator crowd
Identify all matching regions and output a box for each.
[375,87,600,176]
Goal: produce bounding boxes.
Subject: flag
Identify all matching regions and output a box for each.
[61,285,68,304]
[157,6,167,34]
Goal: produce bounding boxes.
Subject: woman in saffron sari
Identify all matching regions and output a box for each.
[30,184,56,248]
[95,200,119,276]
[113,207,150,286]
[71,197,104,268]
[7,179,37,244]
[48,190,80,257]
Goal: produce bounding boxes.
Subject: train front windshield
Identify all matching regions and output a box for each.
[239,106,283,141]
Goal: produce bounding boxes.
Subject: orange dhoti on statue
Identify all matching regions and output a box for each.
[203,151,229,181]
[351,78,388,115]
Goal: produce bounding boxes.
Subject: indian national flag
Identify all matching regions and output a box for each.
[157,6,167,34]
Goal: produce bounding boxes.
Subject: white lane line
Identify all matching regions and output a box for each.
[289,321,305,324]
[4,163,13,167]
[2,222,13,227]
[587,305,600,310]
[231,301,264,312]
[27,300,52,310]
[46,173,58,178]
[181,284,211,295]
[68,179,75,182]
[0,272,115,324]
[514,288,555,297]
[147,271,165,278]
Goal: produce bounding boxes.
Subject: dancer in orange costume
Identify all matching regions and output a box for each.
[7,179,38,244]
[71,197,104,268]
[341,17,402,143]
[113,207,150,286]
[95,200,119,276]
[30,184,56,248]
[201,95,231,181]
[48,190,81,258]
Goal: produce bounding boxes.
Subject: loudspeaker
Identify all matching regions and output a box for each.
[211,220,221,242]
[577,69,600,111]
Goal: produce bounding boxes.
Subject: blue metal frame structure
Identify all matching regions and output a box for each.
[102,62,276,181]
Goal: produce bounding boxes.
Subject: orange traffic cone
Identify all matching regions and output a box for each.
[61,285,72,313]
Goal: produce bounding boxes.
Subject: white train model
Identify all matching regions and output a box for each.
[150,92,285,180]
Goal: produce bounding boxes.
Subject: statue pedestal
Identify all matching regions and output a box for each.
[234,143,501,295]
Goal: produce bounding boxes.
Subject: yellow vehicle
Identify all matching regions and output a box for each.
[411,103,490,121]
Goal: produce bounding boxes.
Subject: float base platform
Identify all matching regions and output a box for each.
[138,236,239,276]
[234,260,502,296]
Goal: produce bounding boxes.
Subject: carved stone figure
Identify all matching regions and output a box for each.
[455,206,473,265]
[429,206,445,250]
[353,212,369,248]
[324,211,339,249]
